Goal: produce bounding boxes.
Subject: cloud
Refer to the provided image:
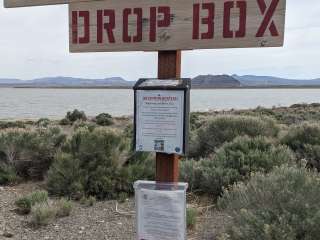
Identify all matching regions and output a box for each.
[0,0,319,80]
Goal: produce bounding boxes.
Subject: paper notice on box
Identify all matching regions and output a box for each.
[137,188,186,240]
[135,90,185,154]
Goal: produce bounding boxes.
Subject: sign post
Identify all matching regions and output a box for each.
[156,51,181,183]
[3,0,287,238]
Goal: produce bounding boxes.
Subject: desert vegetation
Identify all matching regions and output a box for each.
[1,104,320,239]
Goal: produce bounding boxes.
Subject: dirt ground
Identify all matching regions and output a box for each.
[0,182,227,240]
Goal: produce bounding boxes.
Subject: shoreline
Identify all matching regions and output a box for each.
[0,86,320,89]
[1,103,320,122]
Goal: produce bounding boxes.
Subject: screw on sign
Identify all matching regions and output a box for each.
[68,0,286,52]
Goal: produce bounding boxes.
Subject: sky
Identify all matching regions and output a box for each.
[0,0,319,81]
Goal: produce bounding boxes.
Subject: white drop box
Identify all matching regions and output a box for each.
[134,181,188,240]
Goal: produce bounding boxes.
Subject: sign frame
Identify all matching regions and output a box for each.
[133,78,191,156]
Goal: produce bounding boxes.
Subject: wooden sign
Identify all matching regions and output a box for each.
[3,0,88,8]
[69,0,286,53]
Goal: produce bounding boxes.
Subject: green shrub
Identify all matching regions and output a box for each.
[218,165,320,240]
[215,136,295,178]
[180,159,239,197]
[47,152,83,198]
[36,118,50,127]
[181,136,295,198]
[117,156,154,195]
[55,198,72,218]
[29,190,48,205]
[0,121,26,129]
[80,196,96,207]
[66,109,87,122]
[187,207,197,229]
[15,190,48,214]
[59,118,71,126]
[30,203,56,227]
[0,163,18,185]
[117,192,129,203]
[282,123,320,170]
[15,197,32,214]
[47,128,126,199]
[192,116,279,157]
[0,127,66,180]
[95,113,113,126]
[73,120,96,131]
[190,112,204,131]
[179,160,201,192]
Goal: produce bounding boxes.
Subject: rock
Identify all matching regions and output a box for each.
[0,187,4,191]
[79,226,85,230]
[3,231,14,238]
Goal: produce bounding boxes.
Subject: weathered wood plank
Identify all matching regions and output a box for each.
[4,0,94,8]
[69,0,286,52]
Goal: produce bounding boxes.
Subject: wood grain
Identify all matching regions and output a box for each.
[69,0,286,52]
[4,0,93,8]
[156,51,181,183]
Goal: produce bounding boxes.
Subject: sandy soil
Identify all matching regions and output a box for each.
[0,182,226,240]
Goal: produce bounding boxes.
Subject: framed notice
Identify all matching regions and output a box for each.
[133,79,190,155]
[134,181,188,240]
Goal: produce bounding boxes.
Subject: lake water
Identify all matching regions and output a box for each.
[0,88,320,120]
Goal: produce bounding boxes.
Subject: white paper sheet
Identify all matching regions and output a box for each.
[137,188,186,240]
[135,90,184,154]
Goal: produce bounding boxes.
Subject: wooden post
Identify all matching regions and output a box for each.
[156,50,181,183]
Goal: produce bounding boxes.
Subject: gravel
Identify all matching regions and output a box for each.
[0,183,226,240]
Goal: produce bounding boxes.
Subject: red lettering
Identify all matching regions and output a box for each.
[133,8,143,42]
[97,9,115,44]
[201,3,214,39]
[192,3,214,40]
[123,8,131,42]
[150,7,157,42]
[157,7,171,27]
[256,0,280,37]
[236,1,247,37]
[150,6,171,42]
[223,2,233,38]
[223,1,247,38]
[71,11,78,44]
[192,4,200,39]
[72,11,90,44]
[123,8,143,43]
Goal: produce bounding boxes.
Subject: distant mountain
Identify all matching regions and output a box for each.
[0,77,134,88]
[233,75,320,86]
[192,75,241,88]
[0,78,23,84]
[1,75,320,88]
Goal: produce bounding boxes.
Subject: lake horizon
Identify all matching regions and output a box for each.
[0,88,320,120]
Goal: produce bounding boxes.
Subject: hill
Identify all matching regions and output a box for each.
[192,75,241,88]
[1,75,320,88]
[0,77,133,88]
[233,75,320,87]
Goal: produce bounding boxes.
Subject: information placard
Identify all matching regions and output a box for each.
[135,90,185,155]
[134,181,188,240]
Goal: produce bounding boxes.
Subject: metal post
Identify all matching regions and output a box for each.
[156,50,181,183]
